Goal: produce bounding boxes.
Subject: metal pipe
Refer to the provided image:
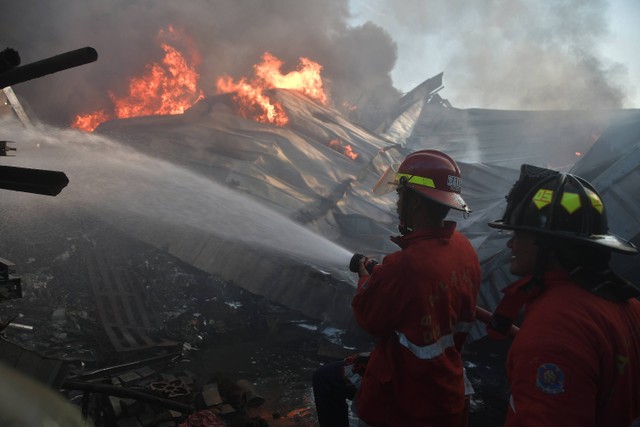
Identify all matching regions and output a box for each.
[0,47,97,88]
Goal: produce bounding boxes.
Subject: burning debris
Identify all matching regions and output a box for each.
[217,52,328,126]
[73,27,330,131]
[327,139,358,160]
[73,27,204,132]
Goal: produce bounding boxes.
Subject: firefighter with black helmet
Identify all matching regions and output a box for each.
[313,150,481,426]
[487,164,640,426]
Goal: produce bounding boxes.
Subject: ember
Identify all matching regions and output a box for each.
[285,407,311,418]
[216,52,328,126]
[328,138,359,160]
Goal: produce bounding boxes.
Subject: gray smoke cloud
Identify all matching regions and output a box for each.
[2,0,631,129]
[355,0,630,110]
[0,0,400,128]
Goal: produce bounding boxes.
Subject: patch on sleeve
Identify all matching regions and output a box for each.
[536,363,565,395]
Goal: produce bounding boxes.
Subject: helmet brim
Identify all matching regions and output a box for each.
[413,186,470,213]
[372,164,400,196]
[488,220,639,255]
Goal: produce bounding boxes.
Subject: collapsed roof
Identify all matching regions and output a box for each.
[3,73,639,342]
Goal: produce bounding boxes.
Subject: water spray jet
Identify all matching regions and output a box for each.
[1,119,356,271]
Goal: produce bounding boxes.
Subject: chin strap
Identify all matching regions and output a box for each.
[398,223,413,236]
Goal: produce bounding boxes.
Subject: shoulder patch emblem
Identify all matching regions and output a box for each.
[536,363,565,395]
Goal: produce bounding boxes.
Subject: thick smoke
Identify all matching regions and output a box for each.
[0,0,400,128]
[353,0,631,110]
[2,0,632,128]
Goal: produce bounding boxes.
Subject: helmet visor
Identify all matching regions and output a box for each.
[372,163,400,196]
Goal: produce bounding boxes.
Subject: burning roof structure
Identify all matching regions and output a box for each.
[88,70,639,328]
[3,64,640,338]
[1,36,639,425]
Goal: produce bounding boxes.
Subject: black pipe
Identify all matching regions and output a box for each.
[0,47,97,88]
[0,165,69,196]
[0,48,20,74]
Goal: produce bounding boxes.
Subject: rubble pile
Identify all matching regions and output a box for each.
[0,195,358,426]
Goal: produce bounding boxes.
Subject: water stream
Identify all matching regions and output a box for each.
[1,119,355,271]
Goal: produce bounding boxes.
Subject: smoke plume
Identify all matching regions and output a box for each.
[353,0,631,110]
[1,0,632,129]
[0,0,400,128]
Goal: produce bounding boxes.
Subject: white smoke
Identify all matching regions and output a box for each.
[352,0,632,110]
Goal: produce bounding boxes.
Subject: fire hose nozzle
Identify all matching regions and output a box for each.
[349,253,378,275]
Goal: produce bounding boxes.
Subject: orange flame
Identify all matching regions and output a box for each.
[110,43,203,118]
[256,53,328,105]
[285,407,311,418]
[217,75,289,126]
[72,27,203,132]
[72,110,110,133]
[329,138,358,160]
[216,52,328,126]
[71,31,330,131]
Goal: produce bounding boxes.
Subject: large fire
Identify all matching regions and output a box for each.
[72,27,203,132]
[71,27,331,133]
[216,52,328,126]
[110,43,203,118]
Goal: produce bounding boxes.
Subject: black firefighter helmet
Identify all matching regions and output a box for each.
[488,164,637,255]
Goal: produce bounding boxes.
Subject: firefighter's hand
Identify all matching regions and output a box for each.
[358,257,369,277]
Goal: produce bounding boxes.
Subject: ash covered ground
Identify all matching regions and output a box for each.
[0,202,510,426]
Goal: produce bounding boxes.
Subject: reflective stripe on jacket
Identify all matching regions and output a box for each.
[352,222,481,426]
[396,321,474,360]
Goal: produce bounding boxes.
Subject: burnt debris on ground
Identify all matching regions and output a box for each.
[0,204,510,426]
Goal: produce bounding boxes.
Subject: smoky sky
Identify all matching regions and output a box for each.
[356,0,630,110]
[0,0,400,127]
[1,0,631,128]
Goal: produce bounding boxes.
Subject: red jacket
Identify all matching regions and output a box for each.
[352,222,481,426]
[505,269,640,426]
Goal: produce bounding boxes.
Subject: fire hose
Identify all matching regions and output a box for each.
[475,305,519,337]
[349,254,520,337]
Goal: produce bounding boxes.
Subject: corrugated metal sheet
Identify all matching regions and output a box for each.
[377,77,640,341]
[572,113,640,284]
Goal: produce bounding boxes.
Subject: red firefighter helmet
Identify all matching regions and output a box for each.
[488,164,637,254]
[374,150,470,213]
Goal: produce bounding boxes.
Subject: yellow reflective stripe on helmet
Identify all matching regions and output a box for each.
[396,173,436,189]
[587,189,604,214]
[532,188,553,209]
[560,192,581,214]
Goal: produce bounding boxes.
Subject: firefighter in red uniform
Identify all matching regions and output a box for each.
[487,164,640,426]
[313,150,481,427]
